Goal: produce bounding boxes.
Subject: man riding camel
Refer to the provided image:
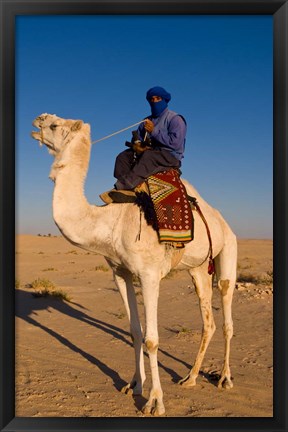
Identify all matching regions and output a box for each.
[100,86,187,203]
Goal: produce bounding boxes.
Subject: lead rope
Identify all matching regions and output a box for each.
[91,120,145,145]
[189,196,215,275]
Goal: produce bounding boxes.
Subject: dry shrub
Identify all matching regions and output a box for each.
[27,278,71,301]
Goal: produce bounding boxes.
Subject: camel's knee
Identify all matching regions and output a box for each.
[210,320,216,335]
[202,319,216,339]
[218,279,233,296]
[222,322,233,339]
[145,338,159,354]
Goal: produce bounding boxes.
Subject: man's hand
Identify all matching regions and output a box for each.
[132,142,150,155]
[144,119,154,133]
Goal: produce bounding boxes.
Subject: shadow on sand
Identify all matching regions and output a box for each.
[16,289,194,411]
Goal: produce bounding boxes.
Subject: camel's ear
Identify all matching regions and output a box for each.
[71,120,83,131]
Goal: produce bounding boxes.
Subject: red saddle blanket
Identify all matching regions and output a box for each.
[142,169,194,244]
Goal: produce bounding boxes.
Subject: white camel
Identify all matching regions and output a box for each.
[31,113,237,416]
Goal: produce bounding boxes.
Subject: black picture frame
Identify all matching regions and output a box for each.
[1,1,287,431]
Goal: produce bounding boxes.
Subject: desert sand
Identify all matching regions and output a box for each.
[15,235,273,417]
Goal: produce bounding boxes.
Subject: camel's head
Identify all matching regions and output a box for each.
[32,113,90,181]
[31,113,84,156]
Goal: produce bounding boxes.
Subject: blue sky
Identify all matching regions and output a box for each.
[16,15,273,238]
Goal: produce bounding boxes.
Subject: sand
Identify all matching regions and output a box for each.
[15,235,273,417]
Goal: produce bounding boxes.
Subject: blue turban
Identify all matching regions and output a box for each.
[146,86,171,102]
[146,86,171,117]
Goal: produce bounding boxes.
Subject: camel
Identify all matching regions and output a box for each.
[31,113,237,416]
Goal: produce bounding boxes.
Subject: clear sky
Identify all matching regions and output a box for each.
[15,15,273,239]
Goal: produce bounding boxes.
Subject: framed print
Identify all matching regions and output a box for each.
[1,1,287,431]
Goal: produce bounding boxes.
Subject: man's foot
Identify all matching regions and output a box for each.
[109,190,136,203]
[99,189,136,204]
[99,190,114,204]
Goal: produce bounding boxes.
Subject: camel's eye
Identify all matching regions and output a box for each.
[50,124,58,130]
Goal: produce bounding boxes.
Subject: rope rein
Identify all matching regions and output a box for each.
[91,120,145,145]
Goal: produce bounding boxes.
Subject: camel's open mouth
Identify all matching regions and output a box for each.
[31,128,43,146]
[31,128,44,147]
[31,127,55,152]
[31,130,41,140]
[31,120,42,140]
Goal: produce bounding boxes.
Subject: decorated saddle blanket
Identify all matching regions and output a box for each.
[136,169,194,244]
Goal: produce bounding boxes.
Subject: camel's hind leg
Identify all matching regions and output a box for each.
[179,265,216,387]
[113,267,146,395]
[214,233,237,389]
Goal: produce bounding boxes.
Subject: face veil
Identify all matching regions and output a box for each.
[146,86,171,118]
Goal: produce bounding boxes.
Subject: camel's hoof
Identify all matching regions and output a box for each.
[121,383,134,395]
[142,404,151,415]
[121,381,142,395]
[142,402,165,416]
[218,377,233,389]
[152,406,165,416]
[178,375,196,387]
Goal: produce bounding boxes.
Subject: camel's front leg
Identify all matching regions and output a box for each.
[141,272,165,416]
[113,268,146,395]
[179,267,216,387]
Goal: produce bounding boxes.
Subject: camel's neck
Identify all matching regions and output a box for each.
[50,129,124,260]
[52,131,95,244]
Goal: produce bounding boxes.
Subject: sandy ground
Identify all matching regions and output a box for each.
[15,235,273,417]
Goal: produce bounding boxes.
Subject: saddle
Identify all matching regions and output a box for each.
[100,169,194,247]
[99,171,214,272]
